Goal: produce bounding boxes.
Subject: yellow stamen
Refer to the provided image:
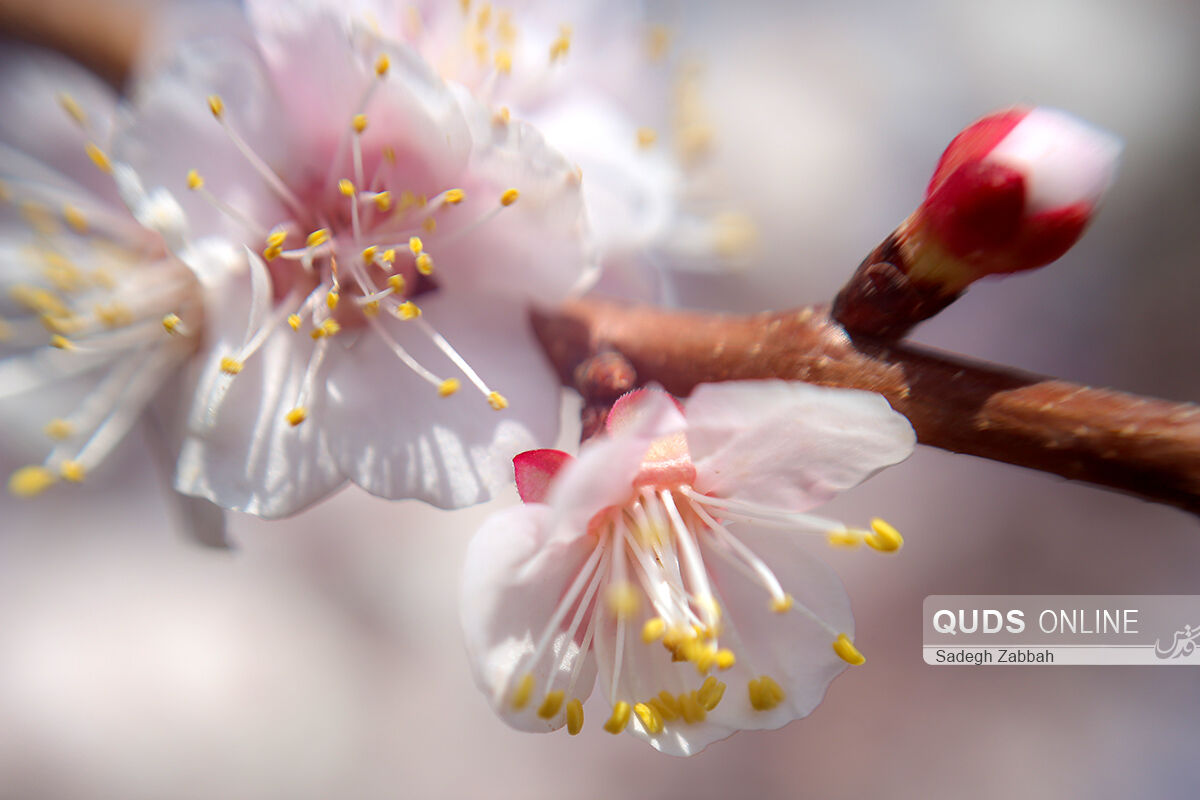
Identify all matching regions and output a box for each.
[827,529,864,548]
[382,248,396,265]
[566,698,584,735]
[865,518,903,552]
[511,672,534,710]
[310,319,341,339]
[287,314,301,330]
[500,188,519,206]
[408,236,423,256]
[207,94,224,118]
[603,701,631,734]
[387,274,407,293]
[326,290,340,310]
[833,633,866,665]
[9,465,56,497]
[306,228,330,248]
[162,313,183,334]
[715,648,736,671]
[285,406,308,426]
[363,300,380,317]
[352,114,368,134]
[698,676,726,711]
[58,92,87,126]
[397,301,421,320]
[59,461,85,483]
[604,582,639,619]
[44,419,73,440]
[641,617,667,643]
[266,230,287,248]
[85,143,111,173]
[633,703,662,735]
[220,356,244,374]
[656,691,682,720]
[415,253,433,276]
[262,245,282,261]
[679,691,706,724]
[636,127,658,148]
[648,698,677,722]
[770,594,794,613]
[375,54,390,77]
[493,106,511,126]
[438,378,460,397]
[50,334,72,350]
[338,179,355,197]
[486,392,508,411]
[494,50,512,74]
[549,25,572,62]
[186,169,204,190]
[62,204,87,233]
[537,690,565,719]
[443,188,465,204]
[373,191,391,212]
[362,245,379,265]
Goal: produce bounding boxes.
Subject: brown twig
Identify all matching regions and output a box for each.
[533,300,1200,515]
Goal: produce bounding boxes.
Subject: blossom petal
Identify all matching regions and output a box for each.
[687,380,916,512]
[172,245,344,518]
[699,523,855,737]
[514,449,573,504]
[322,290,560,510]
[461,504,599,732]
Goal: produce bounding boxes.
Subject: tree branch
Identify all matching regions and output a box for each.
[532,299,1200,515]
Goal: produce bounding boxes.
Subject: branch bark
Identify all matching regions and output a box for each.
[533,300,1200,515]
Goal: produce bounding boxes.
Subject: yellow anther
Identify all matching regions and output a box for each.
[9,465,56,497]
[58,92,87,125]
[679,691,706,724]
[338,179,356,197]
[459,0,470,14]
[749,677,784,711]
[633,703,662,735]
[770,594,795,613]
[604,582,639,619]
[397,301,421,320]
[833,633,866,666]
[95,303,133,328]
[475,3,491,28]
[382,248,397,265]
[537,690,565,719]
[408,236,423,256]
[186,169,204,190]
[387,274,407,293]
[287,314,301,330]
[421,217,437,234]
[647,697,677,722]
[438,378,461,397]
[266,230,287,248]
[285,406,308,426]
[352,114,368,134]
[262,245,282,261]
[500,188,519,206]
[715,648,736,671]
[62,204,87,233]
[827,529,864,548]
[362,245,379,265]
[656,691,682,720]
[603,701,631,734]
[220,356,244,375]
[59,461,85,483]
[326,290,340,310]
[636,127,658,148]
[44,419,73,440]
[375,54,390,76]
[373,191,391,212]
[85,143,111,173]
[487,391,508,411]
[363,300,380,317]
[310,319,340,340]
[207,94,224,118]
[760,675,785,705]
[443,188,465,205]
[698,676,726,711]
[549,26,572,62]
[494,50,512,74]
[865,518,903,552]
[383,146,396,165]
[511,672,534,710]
[306,228,330,248]
[162,313,182,334]
[641,617,667,643]
[493,106,511,126]
[566,698,584,735]
[50,334,73,350]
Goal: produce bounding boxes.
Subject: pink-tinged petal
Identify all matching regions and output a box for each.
[322,290,560,510]
[686,380,915,512]
[172,247,344,518]
[461,504,599,733]
[606,386,685,436]
[700,524,854,736]
[549,389,686,532]
[514,449,573,504]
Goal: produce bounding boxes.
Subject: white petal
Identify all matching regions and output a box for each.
[701,524,854,736]
[323,290,560,509]
[172,251,344,518]
[687,380,916,512]
[461,504,599,732]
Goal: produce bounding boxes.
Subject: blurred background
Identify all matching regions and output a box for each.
[2,0,1199,797]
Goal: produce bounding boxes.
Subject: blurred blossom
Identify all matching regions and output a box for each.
[0,46,205,503]
[114,0,597,517]
[462,382,914,755]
